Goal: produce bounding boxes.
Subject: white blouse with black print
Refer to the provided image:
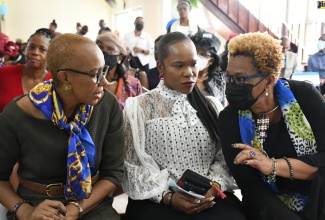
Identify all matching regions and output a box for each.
[122,81,237,203]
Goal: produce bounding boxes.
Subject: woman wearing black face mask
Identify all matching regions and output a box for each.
[97,32,142,109]
[123,16,154,73]
[217,32,325,220]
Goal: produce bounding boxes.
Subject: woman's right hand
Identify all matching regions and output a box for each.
[19,199,67,220]
[170,192,215,215]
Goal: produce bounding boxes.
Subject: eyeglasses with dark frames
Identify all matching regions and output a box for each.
[57,66,109,84]
[226,73,265,85]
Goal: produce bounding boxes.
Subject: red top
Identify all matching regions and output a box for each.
[0,65,52,112]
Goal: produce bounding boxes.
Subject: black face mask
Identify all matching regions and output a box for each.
[103,51,118,71]
[226,80,265,110]
[135,22,144,31]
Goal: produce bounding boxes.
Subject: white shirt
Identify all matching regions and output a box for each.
[122,81,237,203]
[123,31,154,66]
[169,19,199,36]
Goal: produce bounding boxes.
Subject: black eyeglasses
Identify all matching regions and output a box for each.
[57,66,109,84]
[226,73,265,85]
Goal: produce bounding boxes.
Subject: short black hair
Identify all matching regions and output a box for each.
[157,32,191,61]
[135,16,143,22]
[28,28,55,43]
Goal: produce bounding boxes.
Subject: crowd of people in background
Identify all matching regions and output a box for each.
[0,0,325,219]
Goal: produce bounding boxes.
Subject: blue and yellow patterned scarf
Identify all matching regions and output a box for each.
[29,80,95,200]
[239,79,317,212]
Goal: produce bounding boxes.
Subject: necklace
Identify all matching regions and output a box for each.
[106,80,117,86]
[252,105,278,115]
[252,105,278,146]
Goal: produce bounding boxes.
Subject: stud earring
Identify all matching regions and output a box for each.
[62,83,72,95]
[265,88,269,97]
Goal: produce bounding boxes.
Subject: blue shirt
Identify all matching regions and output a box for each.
[308,51,325,78]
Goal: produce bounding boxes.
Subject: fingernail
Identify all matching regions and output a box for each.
[231,143,236,147]
[244,160,248,164]
[234,160,237,164]
[209,196,215,201]
[210,201,216,207]
[194,199,201,203]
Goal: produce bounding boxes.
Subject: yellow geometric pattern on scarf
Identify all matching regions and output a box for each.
[286,102,315,141]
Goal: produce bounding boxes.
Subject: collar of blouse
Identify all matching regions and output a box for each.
[155,81,199,128]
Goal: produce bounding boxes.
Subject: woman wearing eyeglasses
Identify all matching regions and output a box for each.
[190,29,226,107]
[217,32,325,220]
[97,32,142,109]
[0,34,124,220]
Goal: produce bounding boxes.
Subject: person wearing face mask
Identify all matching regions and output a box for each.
[190,29,226,106]
[308,34,325,98]
[97,32,142,109]
[280,37,298,79]
[217,32,325,220]
[123,16,154,72]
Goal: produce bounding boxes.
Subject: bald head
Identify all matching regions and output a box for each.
[47,33,99,83]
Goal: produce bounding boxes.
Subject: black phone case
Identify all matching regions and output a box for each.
[179,169,212,191]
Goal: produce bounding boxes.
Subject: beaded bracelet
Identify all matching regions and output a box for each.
[267,157,277,184]
[283,156,294,180]
[12,199,32,220]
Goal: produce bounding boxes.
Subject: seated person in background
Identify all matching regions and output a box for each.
[146,35,163,90]
[190,29,226,106]
[308,33,325,98]
[122,32,245,220]
[77,25,89,36]
[0,33,124,220]
[218,32,325,220]
[0,28,53,112]
[280,36,298,79]
[49,19,61,37]
[96,31,142,109]
[127,52,149,90]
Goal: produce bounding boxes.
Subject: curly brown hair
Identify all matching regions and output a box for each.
[228,32,283,79]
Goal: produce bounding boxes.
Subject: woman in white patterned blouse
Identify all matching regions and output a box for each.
[122,32,245,220]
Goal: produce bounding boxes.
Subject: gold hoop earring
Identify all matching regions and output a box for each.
[265,88,269,97]
[62,83,72,95]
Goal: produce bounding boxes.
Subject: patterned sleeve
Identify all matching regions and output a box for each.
[136,78,143,95]
[122,97,169,203]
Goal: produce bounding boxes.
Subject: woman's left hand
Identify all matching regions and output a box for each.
[65,203,79,220]
[233,143,274,175]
